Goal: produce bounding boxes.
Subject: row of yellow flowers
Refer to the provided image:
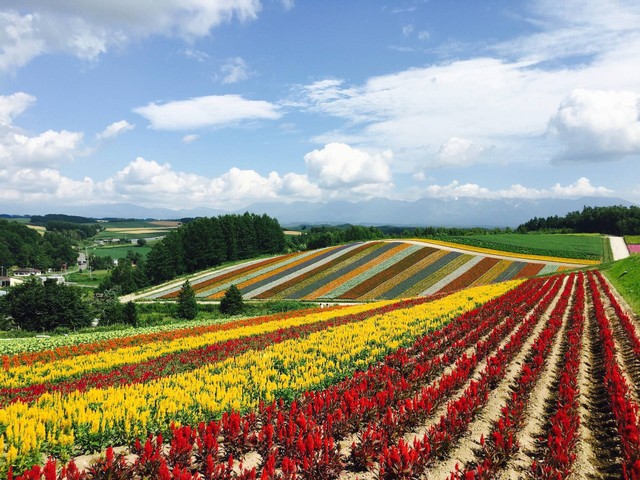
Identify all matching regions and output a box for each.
[1,301,399,389]
[0,280,521,473]
[406,238,600,265]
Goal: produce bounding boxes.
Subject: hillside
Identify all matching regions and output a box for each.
[135,240,591,302]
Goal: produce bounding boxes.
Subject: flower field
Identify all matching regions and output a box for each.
[140,241,578,302]
[3,266,640,479]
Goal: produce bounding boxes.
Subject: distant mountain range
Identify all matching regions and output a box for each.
[1,196,636,228]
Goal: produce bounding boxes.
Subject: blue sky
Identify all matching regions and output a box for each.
[0,0,639,213]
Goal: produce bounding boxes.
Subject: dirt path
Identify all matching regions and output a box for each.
[608,236,630,261]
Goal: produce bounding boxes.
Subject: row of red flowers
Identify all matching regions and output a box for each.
[588,271,640,479]
[455,272,578,478]
[377,273,573,479]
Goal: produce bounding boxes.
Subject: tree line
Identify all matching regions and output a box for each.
[0,219,77,271]
[99,212,286,294]
[518,205,640,235]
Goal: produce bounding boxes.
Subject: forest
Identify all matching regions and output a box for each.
[518,205,640,235]
[0,219,77,271]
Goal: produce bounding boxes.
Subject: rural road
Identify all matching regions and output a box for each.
[609,235,630,261]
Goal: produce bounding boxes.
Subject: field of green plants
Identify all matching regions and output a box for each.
[427,233,604,260]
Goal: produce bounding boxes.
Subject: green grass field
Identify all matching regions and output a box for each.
[429,233,604,261]
[90,245,152,259]
[625,235,640,245]
[95,230,169,240]
[600,255,640,315]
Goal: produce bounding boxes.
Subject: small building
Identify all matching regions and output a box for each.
[0,276,10,288]
[13,268,42,276]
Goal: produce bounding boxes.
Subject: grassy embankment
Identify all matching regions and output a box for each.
[600,255,640,315]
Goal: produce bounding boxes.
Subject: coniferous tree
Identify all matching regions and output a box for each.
[176,280,198,320]
[220,284,244,315]
[123,301,138,327]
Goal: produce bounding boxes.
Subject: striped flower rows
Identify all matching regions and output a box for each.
[142,241,570,301]
[0,281,519,476]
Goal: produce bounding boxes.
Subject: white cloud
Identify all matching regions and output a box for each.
[97,157,323,209]
[550,176,613,197]
[0,168,94,202]
[417,30,430,41]
[0,91,84,168]
[0,1,262,72]
[297,1,640,173]
[548,89,640,161]
[437,137,485,167]
[0,92,36,125]
[220,57,250,84]
[182,134,199,144]
[134,95,281,130]
[304,143,392,189]
[402,24,414,37]
[411,177,612,201]
[96,120,134,141]
[0,130,83,167]
[183,48,209,62]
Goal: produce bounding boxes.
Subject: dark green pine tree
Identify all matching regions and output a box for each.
[176,280,198,320]
[123,301,138,327]
[219,284,244,315]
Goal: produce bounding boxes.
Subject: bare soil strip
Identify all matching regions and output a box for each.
[573,283,604,480]
[579,288,624,479]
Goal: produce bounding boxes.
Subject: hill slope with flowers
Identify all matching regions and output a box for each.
[135,240,592,302]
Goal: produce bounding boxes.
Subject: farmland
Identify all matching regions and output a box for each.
[2,229,640,479]
[2,268,640,479]
[139,240,580,302]
[422,232,605,261]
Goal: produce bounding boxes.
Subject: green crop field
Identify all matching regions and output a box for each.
[90,245,152,259]
[428,233,604,260]
[625,235,640,244]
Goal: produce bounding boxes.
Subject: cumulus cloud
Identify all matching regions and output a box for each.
[97,157,323,209]
[134,95,281,130]
[220,57,251,84]
[548,89,640,161]
[0,168,94,202]
[413,177,612,200]
[0,91,84,168]
[96,120,134,141]
[437,137,485,167]
[0,129,83,168]
[0,92,36,125]
[0,1,261,72]
[304,143,392,189]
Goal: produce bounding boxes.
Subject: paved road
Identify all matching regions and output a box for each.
[609,235,630,261]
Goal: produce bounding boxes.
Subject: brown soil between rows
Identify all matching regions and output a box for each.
[423,276,570,478]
